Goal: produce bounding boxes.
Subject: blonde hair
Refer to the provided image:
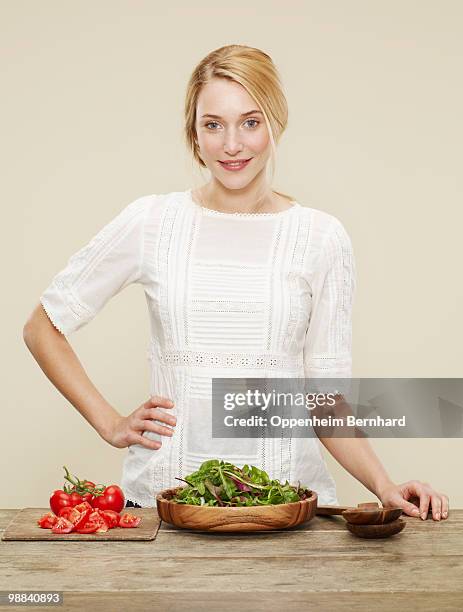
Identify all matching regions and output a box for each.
[184,44,294,203]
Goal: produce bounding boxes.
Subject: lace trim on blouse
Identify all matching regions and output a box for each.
[148,345,304,371]
[186,188,300,218]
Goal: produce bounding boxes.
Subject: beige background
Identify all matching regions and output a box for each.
[2,0,462,508]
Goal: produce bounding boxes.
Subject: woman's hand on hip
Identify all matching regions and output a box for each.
[378,479,449,521]
[104,395,176,450]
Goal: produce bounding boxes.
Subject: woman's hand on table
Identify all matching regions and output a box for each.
[377,480,449,521]
[103,395,176,450]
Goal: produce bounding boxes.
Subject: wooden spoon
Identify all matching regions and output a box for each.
[316,502,403,525]
[316,501,380,516]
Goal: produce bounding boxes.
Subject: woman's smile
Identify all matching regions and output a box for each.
[218,158,252,171]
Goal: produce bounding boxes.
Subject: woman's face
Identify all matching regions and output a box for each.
[195,78,271,190]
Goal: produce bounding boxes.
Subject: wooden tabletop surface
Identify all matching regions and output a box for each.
[1,508,462,611]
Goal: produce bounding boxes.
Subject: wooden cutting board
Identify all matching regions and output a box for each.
[1,508,161,541]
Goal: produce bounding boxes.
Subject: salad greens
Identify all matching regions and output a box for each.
[171,459,312,507]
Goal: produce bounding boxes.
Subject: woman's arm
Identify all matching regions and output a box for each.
[23,303,122,442]
[23,303,175,449]
[317,434,394,501]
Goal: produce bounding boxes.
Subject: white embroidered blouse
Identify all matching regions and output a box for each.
[39,189,356,507]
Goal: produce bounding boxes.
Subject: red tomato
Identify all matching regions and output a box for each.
[49,490,74,515]
[99,510,120,529]
[50,488,94,515]
[84,481,96,488]
[70,481,95,505]
[119,512,142,528]
[51,516,74,534]
[91,485,125,513]
[70,492,84,506]
[80,492,94,504]
[37,512,58,529]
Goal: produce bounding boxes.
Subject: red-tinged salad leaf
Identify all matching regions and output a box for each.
[172,459,312,507]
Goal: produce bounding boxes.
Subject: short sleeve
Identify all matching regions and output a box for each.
[303,217,356,379]
[39,195,154,337]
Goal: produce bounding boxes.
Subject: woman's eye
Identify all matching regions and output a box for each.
[244,119,259,128]
[205,121,220,130]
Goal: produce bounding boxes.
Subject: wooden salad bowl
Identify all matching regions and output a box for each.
[156,486,318,532]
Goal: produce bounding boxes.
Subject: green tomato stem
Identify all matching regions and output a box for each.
[62,466,106,496]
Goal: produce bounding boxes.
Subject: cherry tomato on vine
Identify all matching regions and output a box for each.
[91,485,125,513]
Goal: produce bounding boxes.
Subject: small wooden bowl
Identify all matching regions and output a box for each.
[156,486,318,532]
[346,518,406,539]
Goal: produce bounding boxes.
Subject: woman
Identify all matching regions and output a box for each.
[24,44,448,519]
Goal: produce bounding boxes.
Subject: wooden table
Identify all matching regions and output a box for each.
[1,508,462,611]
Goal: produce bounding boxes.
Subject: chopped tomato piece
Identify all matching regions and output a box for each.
[85,510,109,533]
[37,512,58,529]
[99,510,120,529]
[95,519,109,533]
[58,504,91,530]
[74,520,99,534]
[51,516,74,533]
[74,508,92,530]
[73,501,93,514]
[58,506,77,520]
[119,512,142,528]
